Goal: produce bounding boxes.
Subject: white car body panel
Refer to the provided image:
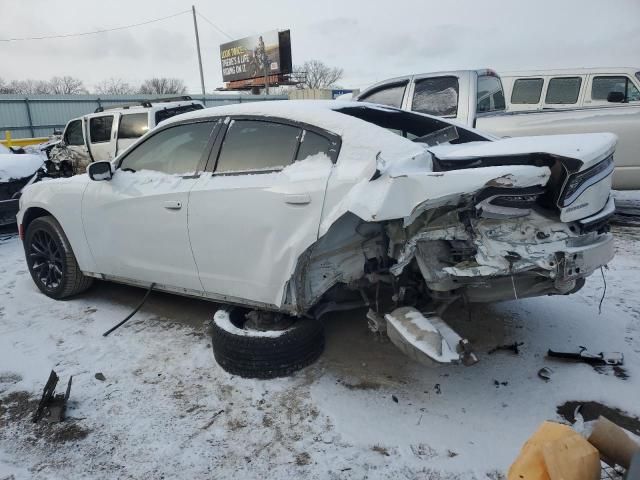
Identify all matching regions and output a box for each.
[81,170,203,291]
[189,155,332,307]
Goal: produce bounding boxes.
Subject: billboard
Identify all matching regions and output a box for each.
[220,30,292,83]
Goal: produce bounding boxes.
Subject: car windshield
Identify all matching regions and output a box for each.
[334,105,489,144]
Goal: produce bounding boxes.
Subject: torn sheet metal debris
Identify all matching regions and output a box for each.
[547,348,624,366]
[33,370,72,423]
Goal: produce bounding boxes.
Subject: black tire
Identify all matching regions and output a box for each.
[211,309,325,379]
[25,216,93,299]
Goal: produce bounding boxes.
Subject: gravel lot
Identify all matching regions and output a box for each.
[1,198,639,479]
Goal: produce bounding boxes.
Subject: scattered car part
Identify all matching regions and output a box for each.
[103,282,156,337]
[538,367,554,382]
[210,309,324,379]
[488,341,523,355]
[33,370,72,423]
[547,347,624,366]
[384,306,478,366]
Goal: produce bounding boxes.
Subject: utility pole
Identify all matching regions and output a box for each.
[263,62,269,95]
[191,5,206,98]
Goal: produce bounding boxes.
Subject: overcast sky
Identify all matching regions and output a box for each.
[1,0,639,92]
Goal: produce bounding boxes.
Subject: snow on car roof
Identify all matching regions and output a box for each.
[161,100,427,161]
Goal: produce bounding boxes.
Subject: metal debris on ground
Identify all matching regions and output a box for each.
[488,341,523,355]
[537,367,554,382]
[547,347,624,366]
[33,370,72,423]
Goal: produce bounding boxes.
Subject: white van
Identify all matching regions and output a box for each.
[56,96,204,171]
[500,68,640,112]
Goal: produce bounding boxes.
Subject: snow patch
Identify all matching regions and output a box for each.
[0,153,43,182]
[213,310,286,338]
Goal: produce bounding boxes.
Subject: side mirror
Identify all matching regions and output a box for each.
[53,128,63,136]
[607,91,625,103]
[88,161,113,181]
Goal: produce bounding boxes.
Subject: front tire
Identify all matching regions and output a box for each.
[25,216,93,299]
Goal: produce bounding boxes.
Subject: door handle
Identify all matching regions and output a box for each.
[163,200,182,210]
[284,193,311,205]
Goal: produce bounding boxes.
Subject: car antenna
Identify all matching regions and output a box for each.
[103,283,156,337]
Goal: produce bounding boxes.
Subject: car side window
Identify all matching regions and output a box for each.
[64,120,84,146]
[412,76,459,117]
[296,131,331,161]
[511,78,544,104]
[477,75,505,113]
[89,115,114,144]
[545,77,582,105]
[359,82,408,108]
[118,113,149,139]
[119,122,214,175]
[591,76,640,102]
[215,120,301,173]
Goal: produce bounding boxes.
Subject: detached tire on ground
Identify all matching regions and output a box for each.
[25,215,93,299]
[211,309,325,379]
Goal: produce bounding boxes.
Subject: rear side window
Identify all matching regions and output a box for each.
[412,77,459,117]
[118,113,149,139]
[216,120,301,173]
[511,78,544,104]
[89,115,114,143]
[119,122,214,175]
[64,120,84,146]
[359,82,407,108]
[296,131,331,161]
[545,77,582,104]
[477,75,505,113]
[592,76,640,102]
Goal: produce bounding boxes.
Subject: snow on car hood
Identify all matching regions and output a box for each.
[0,153,43,182]
[427,133,617,170]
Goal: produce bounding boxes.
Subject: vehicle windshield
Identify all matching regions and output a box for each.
[155,103,205,124]
[334,104,489,144]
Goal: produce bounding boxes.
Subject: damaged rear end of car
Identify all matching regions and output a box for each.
[285,107,616,367]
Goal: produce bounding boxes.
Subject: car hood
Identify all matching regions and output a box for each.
[0,153,44,182]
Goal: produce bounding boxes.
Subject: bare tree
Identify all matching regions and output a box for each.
[48,76,86,94]
[94,78,135,95]
[138,78,187,95]
[0,78,52,94]
[294,60,343,89]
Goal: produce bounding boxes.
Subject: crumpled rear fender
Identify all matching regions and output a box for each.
[322,164,550,233]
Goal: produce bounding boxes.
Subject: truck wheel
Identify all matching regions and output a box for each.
[210,309,325,379]
[25,216,93,299]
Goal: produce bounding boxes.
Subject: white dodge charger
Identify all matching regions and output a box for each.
[17,101,616,377]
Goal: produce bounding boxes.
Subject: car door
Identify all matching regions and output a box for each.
[88,114,118,161]
[188,117,338,308]
[61,118,92,168]
[82,120,219,291]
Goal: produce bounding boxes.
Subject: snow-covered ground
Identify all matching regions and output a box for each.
[1,214,639,479]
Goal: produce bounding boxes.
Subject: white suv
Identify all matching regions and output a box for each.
[53,96,204,171]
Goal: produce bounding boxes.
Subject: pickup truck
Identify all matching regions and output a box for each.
[51,96,204,172]
[355,69,640,189]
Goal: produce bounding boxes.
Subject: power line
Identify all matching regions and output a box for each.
[0,10,190,42]
[196,11,233,41]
